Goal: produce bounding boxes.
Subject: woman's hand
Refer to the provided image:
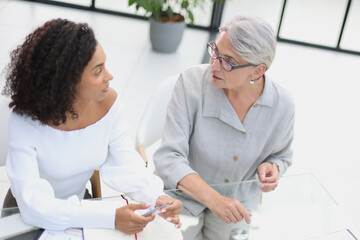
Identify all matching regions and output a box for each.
[115,204,155,234]
[177,173,251,224]
[156,195,182,229]
[257,162,279,192]
[208,194,252,224]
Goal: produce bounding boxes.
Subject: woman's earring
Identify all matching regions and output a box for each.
[250,80,255,85]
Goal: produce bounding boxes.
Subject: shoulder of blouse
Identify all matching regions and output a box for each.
[269,77,295,114]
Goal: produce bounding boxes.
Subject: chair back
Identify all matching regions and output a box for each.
[0,96,11,167]
[135,75,179,165]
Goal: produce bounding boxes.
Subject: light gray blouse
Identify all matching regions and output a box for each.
[154,64,295,192]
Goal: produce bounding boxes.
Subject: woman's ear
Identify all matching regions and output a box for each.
[252,63,266,80]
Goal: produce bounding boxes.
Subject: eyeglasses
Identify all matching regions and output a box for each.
[207,41,256,72]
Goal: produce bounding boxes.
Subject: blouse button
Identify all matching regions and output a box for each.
[224,179,229,183]
[253,104,259,108]
[241,131,246,135]
[233,156,238,161]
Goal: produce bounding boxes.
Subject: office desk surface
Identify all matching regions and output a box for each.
[0,197,182,240]
[165,173,358,240]
[0,174,357,240]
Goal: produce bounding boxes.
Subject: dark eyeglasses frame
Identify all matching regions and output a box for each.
[207,41,256,72]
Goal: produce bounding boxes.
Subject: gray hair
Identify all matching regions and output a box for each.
[219,15,276,71]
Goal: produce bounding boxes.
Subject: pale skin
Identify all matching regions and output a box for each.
[51,43,182,234]
[177,32,279,224]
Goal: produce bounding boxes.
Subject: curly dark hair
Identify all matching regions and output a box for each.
[2,18,97,125]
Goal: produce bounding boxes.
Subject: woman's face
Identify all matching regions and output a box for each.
[76,43,113,102]
[210,32,256,91]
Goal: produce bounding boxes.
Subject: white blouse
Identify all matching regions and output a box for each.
[6,96,164,230]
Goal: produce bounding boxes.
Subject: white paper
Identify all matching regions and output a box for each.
[38,228,83,240]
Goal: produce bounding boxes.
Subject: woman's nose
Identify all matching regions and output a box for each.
[210,57,222,71]
[104,68,113,82]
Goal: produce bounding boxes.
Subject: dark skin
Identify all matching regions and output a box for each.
[115,204,156,234]
[116,195,182,234]
[51,44,182,234]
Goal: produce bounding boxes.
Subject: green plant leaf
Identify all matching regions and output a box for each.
[181,0,189,9]
[128,0,135,6]
[127,0,221,23]
[139,0,151,11]
[166,6,173,19]
[187,10,194,24]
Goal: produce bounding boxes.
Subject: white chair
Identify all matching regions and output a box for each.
[135,75,179,167]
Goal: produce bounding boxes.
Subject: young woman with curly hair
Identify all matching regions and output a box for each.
[2,18,181,234]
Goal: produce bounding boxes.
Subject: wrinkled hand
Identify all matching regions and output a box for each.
[156,195,182,229]
[208,195,252,224]
[115,204,155,234]
[257,162,279,192]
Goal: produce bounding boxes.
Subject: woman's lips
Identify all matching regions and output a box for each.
[103,85,109,92]
[212,74,222,80]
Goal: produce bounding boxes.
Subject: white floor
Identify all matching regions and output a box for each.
[1,0,360,235]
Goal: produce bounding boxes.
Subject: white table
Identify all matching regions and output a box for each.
[1,174,358,240]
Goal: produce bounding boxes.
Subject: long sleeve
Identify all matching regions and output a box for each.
[6,113,115,230]
[263,110,295,176]
[100,109,165,204]
[154,74,198,190]
[154,65,295,190]
[6,96,166,230]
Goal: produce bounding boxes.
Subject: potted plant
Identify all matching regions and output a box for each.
[128,0,222,53]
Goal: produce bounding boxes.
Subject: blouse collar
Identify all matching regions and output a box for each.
[202,69,273,131]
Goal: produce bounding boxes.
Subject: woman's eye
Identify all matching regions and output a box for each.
[95,69,102,76]
[226,59,236,65]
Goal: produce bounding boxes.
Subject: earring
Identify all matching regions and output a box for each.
[250,79,255,85]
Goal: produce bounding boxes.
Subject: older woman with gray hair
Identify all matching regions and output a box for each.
[154,14,295,240]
